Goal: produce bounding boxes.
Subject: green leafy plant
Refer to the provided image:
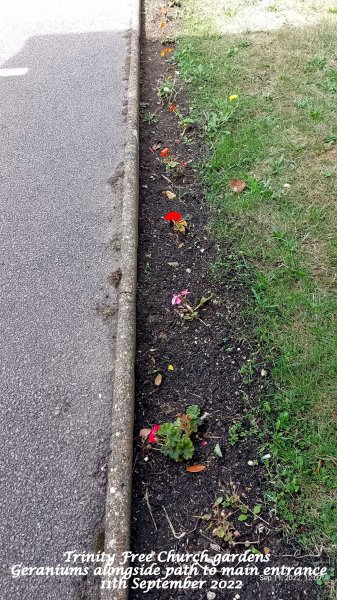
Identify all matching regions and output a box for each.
[316,567,335,586]
[228,420,245,445]
[156,405,201,461]
[157,78,175,100]
[142,111,157,125]
[202,491,264,541]
[201,496,236,542]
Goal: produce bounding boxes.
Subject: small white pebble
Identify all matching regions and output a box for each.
[283,183,291,188]
[261,368,267,377]
[144,456,149,462]
[186,268,191,273]
[207,592,216,600]
[110,487,116,494]
[200,248,205,253]
[262,453,271,460]
[247,460,255,466]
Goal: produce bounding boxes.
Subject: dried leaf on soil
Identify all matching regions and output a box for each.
[173,219,187,234]
[164,190,176,200]
[154,373,163,386]
[139,428,151,438]
[214,443,223,458]
[229,179,246,193]
[186,464,206,473]
[149,142,161,152]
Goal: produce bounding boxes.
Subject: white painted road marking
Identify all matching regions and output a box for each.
[0,68,28,77]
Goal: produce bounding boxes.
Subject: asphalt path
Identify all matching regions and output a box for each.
[0,1,132,598]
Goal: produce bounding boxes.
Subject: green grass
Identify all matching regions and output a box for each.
[176,13,337,554]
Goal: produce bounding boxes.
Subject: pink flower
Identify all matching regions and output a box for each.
[201,441,207,446]
[180,289,190,297]
[148,425,160,443]
[172,294,182,305]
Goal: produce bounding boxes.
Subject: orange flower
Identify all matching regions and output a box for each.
[169,103,176,112]
[160,47,173,58]
[159,21,166,28]
[160,147,170,157]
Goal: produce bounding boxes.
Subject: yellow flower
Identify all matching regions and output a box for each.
[229,94,238,101]
[168,364,174,371]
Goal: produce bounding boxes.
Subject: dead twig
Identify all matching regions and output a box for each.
[162,506,186,539]
[145,488,157,531]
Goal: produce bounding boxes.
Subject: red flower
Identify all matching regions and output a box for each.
[160,147,170,157]
[164,211,182,222]
[148,425,160,443]
[169,104,176,112]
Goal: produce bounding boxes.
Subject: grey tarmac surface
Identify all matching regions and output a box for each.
[0,1,132,598]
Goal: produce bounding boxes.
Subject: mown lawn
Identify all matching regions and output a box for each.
[176,0,337,562]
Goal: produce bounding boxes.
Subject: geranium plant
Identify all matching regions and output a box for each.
[171,290,214,321]
[163,211,188,234]
[148,405,201,461]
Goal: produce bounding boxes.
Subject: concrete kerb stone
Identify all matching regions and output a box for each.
[102,0,140,597]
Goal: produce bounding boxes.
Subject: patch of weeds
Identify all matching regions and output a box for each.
[266,4,279,12]
[201,496,236,542]
[316,566,335,587]
[177,110,197,135]
[328,7,337,14]
[322,69,337,93]
[142,110,157,125]
[202,491,265,542]
[239,359,256,384]
[311,108,323,121]
[203,102,234,136]
[228,421,245,446]
[306,55,326,71]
